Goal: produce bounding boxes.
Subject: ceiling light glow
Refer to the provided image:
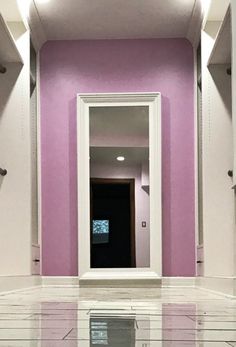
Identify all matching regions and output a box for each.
[200,0,212,17]
[36,0,50,3]
[117,156,125,162]
[16,0,30,18]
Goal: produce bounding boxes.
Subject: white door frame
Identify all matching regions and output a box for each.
[77,92,162,281]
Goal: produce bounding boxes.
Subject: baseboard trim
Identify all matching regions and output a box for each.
[1,275,236,297]
[42,275,195,288]
[79,279,161,288]
[196,276,236,297]
[0,276,41,295]
[42,276,79,286]
[79,271,161,288]
[162,277,196,287]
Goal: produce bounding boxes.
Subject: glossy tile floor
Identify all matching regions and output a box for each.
[0,286,236,346]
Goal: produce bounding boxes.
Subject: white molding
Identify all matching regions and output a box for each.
[196,276,236,297]
[42,276,79,286]
[0,276,41,295]
[231,2,236,189]
[186,0,202,48]
[201,1,211,31]
[79,271,161,287]
[36,51,42,276]
[77,92,162,282]
[162,277,196,287]
[194,47,199,278]
[28,1,47,52]
[15,0,30,31]
[2,275,236,297]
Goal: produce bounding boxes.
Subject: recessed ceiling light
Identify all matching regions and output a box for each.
[117,156,125,161]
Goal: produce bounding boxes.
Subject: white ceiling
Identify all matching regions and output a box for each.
[33,0,197,40]
[90,107,149,166]
[90,147,149,165]
[2,0,229,45]
[90,106,149,147]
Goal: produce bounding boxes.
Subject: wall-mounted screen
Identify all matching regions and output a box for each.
[92,220,109,244]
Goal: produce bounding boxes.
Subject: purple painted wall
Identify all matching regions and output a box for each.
[40,39,195,276]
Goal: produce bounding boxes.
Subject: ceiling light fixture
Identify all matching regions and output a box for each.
[117,156,125,162]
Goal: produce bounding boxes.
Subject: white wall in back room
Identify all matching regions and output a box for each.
[0,21,32,275]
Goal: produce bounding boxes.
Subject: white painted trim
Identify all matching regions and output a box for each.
[196,286,236,299]
[231,3,236,189]
[42,276,79,286]
[162,277,196,287]
[0,276,41,295]
[201,1,212,30]
[196,276,236,297]
[186,0,202,48]
[42,276,192,289]
[77,92,162,282]
[79,271,161,287]
[27,1,47,52]
[36,51,42,275]
[2,275,236,297]
[15,0,30,31]
[194,47,199,278]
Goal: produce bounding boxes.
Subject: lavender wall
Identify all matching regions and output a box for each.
[40,39,195,276]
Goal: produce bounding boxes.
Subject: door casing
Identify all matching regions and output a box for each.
[77,92,162,281]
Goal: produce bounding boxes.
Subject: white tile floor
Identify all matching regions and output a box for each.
[0,286,235,346]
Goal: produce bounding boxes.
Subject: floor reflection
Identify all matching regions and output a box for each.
[0,287,234,346]
[162,303,196,346]
[90,317,136,346]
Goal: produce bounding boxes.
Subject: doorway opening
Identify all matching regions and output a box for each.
[90,178,135,268]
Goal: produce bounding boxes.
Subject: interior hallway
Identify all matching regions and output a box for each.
[0,287,236,345]
[1,0,236,344]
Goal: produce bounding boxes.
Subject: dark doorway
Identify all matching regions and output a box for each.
[90,178,135,268]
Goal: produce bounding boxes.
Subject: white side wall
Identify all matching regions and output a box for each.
[30,47,38,246]
[90,163,150,267]
[231,2,236,283]
[232,2,236,191]
[0,22,32,275]
[201,22,235,277]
